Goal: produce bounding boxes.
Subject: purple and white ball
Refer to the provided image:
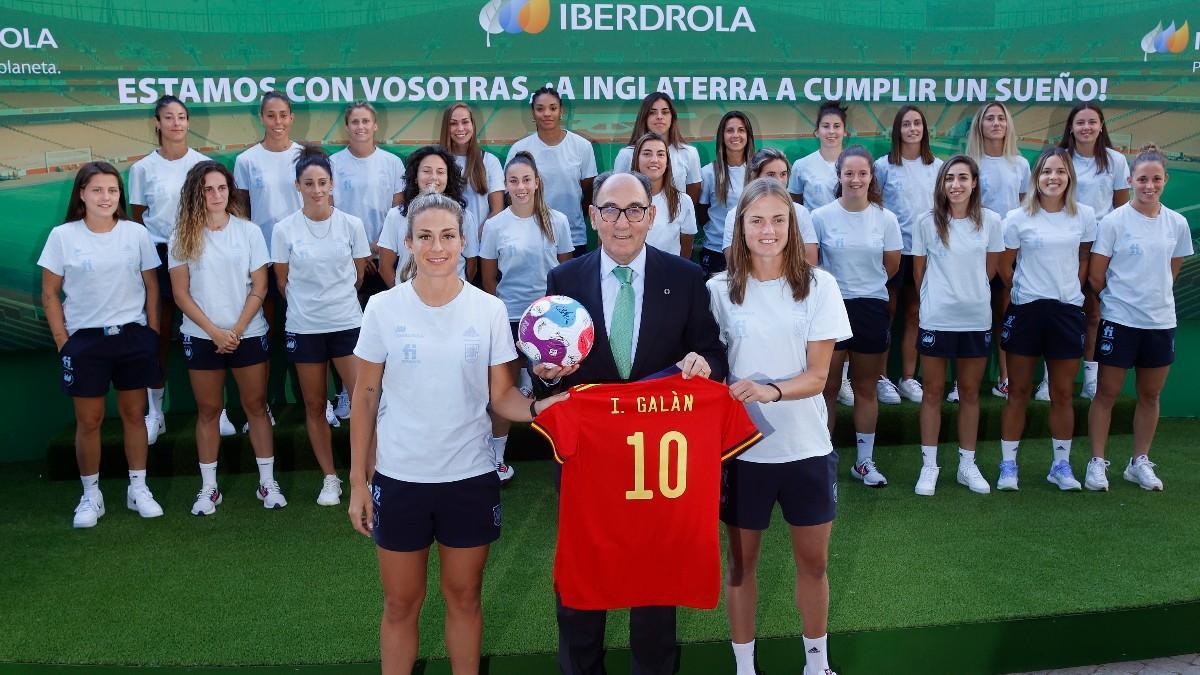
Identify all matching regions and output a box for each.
[517,295,595,367]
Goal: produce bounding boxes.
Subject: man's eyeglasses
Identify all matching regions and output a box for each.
[597,205,649,223]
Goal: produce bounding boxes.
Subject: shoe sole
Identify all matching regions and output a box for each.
[316,495,342,506]
[1123,472,1163,491]
[1084,480,1109,492]
[996,483,1019,491]
[256,491,288,509]
[850,471,887,488]
[127,496,164,518]
[957,478,990,494]
[1046,476,1082,491]
[192,493,223,516]
[914,486,936,496]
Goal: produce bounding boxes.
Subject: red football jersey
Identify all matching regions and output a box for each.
[532,373,762,610]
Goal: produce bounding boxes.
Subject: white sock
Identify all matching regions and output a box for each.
[803,634,830,673]
[1001,440,1019,463]
[958,448,976,466]
[148,387,165,417]
[1042,364,1050,383]
[81,473,100,496]
[1052,438,1071,465]
[492,435,509,465]
[731,640,756,675]
[199,461,218,488]
[920,445,938,468]
[1083,361,1098,384]
[256,456,275,484]
[128,469,147,489]
[518,368,533,393]
[855,433,875,464]
[841,361,850,380]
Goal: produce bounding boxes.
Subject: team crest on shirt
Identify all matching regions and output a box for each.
[463,327,482,364]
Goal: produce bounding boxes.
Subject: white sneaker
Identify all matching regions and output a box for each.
[991,379,1009,399]
[144,414,165,445]
[1034,379,1051,402]
[497,462,516,483]
[317,474,343,506]
[877,377,901,405]
[996,460,1019,491]
[1084,457,1110,492]
[332,389,351,419]
[946,381,959,403]
[957,463,991,494]
[804,668,837,675]
[241,406,276,434]
[325,400,340,428]
[126,485,164,518]
[1046,460,1082,491]
[1123,456,1164,491]
[72,492,105,528]
[914,465,940,496]
[257,480,288,509]
[191,485,222,516]
[218,409,236,437]
[897,377,924,402]
[837,376,854,406]
[851,459,888,487]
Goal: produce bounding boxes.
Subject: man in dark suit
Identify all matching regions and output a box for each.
[533,170,728,675]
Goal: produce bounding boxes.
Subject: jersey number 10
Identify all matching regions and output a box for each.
[625,431,687,500]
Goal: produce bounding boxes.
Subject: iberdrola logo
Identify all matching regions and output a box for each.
[1140,20,1190,61]
[480,0,551,47]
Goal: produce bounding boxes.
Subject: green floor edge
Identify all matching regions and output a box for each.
[4,600,1196,674]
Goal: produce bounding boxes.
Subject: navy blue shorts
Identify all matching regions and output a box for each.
[59,323,161,398]
[154,243,172,301]
[358,269,387,308]
[1095,320,1175,369]
[721,452,838,529]
[699,248,726,277]
[917,329,992,359]
[887,254,916,288]
[836,298,890,354]
[285,328,359,364]
[371,471,502,552]
[999,300,1085,361]
[182,333,271,370]
[572,244,589,259]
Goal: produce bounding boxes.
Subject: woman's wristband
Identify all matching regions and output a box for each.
[766,382,783,402]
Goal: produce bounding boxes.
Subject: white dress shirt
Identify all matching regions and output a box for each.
[599,246,647,365]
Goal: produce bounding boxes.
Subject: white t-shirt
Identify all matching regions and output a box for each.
[377,205,480,280]
[723,202,816,252]
[271,208,371,333]
[167,216,270,339]
[1091,204,1193,330]
[233,142,303,248]
[613,143,702,194]
[646,189,697,256]
[875,155,944,253]
[479,207,574,320]
[330,147,405,244]
[1002,204,1097,307]
[810,201,903,301]
[37,220,159,334]
[455,151,505,231]
[506,131,598,246]
[699,163,746,252]
[127,148,210,244]
[977,154,1031,217]
[787,151,838,210]
[707,268,852,462]
[354,281,517,483]
[910,209,1005,331]
[1072,148,1130,222]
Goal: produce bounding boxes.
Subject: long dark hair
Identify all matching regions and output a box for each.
[833,145,884,207]
[714,111,755,204]
[1057,103,1115,175]
[294,143,332,181]
[399,145,467,216]
[626,92,683,148]
[63,161,127,223]
[932,155,983,247]
[887,105,935,165]
[631,132,680,222]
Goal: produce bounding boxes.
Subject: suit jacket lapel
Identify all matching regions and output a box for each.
[579,252,619,377]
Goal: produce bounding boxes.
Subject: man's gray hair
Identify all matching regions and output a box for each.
[592,170,652,204]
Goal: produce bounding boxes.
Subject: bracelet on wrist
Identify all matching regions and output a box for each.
[766,382,783,402]
[529,399,539,420]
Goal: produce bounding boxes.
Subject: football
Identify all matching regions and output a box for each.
[517,295,595,366]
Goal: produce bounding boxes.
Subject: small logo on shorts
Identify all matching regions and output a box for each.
[261,336,270,352]
[920,331,935,348]
[984,331,993,346]
[1001,328,1010,341]
[492,504,502,527]
[182,335,193,360]
[1102,324,1115,339]
[62,370,74,386]
[61,355,72,370]
[1099,340,1114,355]
[1004,314,1015,327]
[285,333,298,352]
[832,481,838,504]
[370,483,382,506]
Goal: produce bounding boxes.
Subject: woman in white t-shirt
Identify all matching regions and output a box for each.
[128,95,210,442]
[378,145,480,285]
[876,105,944,405]
[441,102,505,229]
[480,151,574,481]
[965,101,1031,401]
[788,100,847,210]
[997,147,1096,492]
[629,132,697,257]
[271,145,371,507]
[505,86,598,255]
[168,161,279,514]
[347,192,566,675]
[1057,103,1131,400]
[709,178,850,675]
[698,111,755,276]
[1085,145,1193,493]
[38,162,164,528]
[723,148,818,265]
[812,146,902,489]
[612,92,702,206]
[331,101,405,301]
[909,156,1004,496]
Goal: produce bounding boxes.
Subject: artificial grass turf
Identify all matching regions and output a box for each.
[2,421,1198,668]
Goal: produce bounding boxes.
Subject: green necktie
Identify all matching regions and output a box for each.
[609,265,635,380]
